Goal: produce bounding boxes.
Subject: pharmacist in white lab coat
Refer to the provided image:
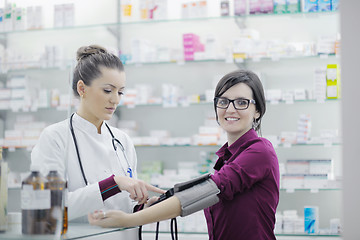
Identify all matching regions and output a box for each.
[31,45,164,221]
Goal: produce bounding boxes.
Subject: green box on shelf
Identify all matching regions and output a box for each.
[286,0,301,13]
[274,0,287,14]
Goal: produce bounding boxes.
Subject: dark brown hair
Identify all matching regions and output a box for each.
[214,69,266,133]
[72,45,124,96]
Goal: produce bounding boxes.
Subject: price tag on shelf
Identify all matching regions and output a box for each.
[286,188,295,193]
[285,99,294,104]
[181,101,190,107]
[234,58,244,63]
[316,98,326,104]
[319,54,329,59]
[284,143,292,148]
[270,100,279,105]
[9,147,16,152]
[271,56,280,62]
[310,189,319,193]
[30,105,38,112]
[324,141,333,148]
[26,146,33,151]
[11,107,20,112]
[177,60,185,65]
[252,57,260,62]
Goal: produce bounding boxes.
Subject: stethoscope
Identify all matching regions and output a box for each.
[69,113,133,185]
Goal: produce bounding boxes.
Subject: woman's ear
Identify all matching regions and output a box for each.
[254,110,260,120]
[77,80,86,97]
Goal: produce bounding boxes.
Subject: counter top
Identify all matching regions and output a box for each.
[0,223,138,239]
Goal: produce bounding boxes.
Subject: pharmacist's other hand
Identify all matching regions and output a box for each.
[114,176,165,205]
[144,196,160,209]
[88,210,129,228]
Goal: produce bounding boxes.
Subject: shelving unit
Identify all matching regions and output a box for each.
[117,8,341,238]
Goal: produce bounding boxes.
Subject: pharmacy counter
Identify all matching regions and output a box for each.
[0,223,138,240]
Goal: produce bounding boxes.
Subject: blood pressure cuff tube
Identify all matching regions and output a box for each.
[174,179,220,217]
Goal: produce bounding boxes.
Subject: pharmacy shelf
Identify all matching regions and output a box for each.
[143,231,341,238]
[280,188,341,192]
[0,54,338,72]
[157,187,341,192]
[277,233,341,237]
[1,146,33,151]
[0,62,73,72]
[122,54,338,67]
[0,106,70,112]
[0,142,341,152]
[0,11,338,36]
[133,143,341,148]
[6,187,341,196]
[121,98,339,109]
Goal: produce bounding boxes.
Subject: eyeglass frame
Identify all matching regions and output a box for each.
[214,97,256,110]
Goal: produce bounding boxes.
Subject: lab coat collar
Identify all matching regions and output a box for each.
[72,113,107,136]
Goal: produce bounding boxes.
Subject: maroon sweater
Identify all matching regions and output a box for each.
[204,129,280,240]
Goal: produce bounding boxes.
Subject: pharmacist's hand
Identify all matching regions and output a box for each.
[113,176,165,205]
[88,210,130,228]
[144,196,160,209]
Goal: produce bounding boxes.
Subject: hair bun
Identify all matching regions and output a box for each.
[76,45,107,61]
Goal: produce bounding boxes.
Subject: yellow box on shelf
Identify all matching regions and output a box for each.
[326,64,340,99]
[233,52,247,60]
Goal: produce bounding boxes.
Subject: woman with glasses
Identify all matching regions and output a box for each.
[89,69,280,240]
[31,45,164,222]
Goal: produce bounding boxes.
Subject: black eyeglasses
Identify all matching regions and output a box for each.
[214,97,256,110]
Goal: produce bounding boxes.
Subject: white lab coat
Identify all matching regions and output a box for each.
[31,113,138,221]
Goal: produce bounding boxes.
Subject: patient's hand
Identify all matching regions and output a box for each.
[88,210,130,228]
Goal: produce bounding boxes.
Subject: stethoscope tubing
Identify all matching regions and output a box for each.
[70,113,88,185]
[69,113,132,185]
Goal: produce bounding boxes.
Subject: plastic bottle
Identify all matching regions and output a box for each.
[62,181,68,235]
[46,165,67,234]
[21,164,50,234]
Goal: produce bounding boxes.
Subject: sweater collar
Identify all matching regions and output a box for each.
[216,129,258,158]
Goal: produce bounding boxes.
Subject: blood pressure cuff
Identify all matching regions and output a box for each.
[174,176,220,217]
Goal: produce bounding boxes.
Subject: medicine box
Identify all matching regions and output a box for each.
[234,0,247,15]
[260,0,274,13]
[282,174,305,189]
[249,0,261,14]
[303,0,318,12]
[286,0,301,13]
[331,0,339,11]
[304,206,319,234]
[286,159,332,175]
[318,0,331,11]
[326,64,340,99]
[273,0,287,14]
[304,174,328,189]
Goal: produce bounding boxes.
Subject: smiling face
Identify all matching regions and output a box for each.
[216,83,260,145]
[77,66,126,130]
